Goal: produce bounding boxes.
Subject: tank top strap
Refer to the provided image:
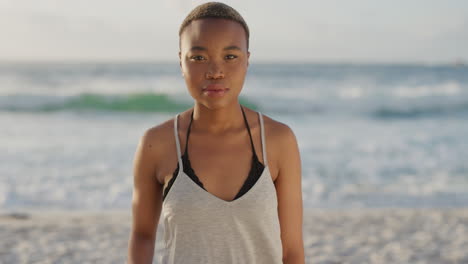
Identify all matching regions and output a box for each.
[184,110,194,155]
[258,112,268,167]
[173,114,184,171]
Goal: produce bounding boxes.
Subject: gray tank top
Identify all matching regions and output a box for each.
[159,111,283,264]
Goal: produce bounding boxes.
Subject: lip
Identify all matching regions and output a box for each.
[204,84,228,91]
[203,84,229,97]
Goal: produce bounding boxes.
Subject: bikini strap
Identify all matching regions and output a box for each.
[241,106,256,154]
[173,114,184,171]
[258,112,268,166]
[184,107,258,160]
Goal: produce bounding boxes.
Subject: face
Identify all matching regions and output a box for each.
[179,18,250,110]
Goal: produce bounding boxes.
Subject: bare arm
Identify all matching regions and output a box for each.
[127,130,162,264]
[275,125,305,264]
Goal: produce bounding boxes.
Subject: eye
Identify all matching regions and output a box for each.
[190,55,206,61]
[225,54,238,60]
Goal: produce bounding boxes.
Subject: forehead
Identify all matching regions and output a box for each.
[180,18,247,50]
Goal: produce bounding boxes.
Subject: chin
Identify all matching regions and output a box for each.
[197,98,237,110]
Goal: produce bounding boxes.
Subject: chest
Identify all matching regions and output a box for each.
[190,132,252,172]
[187,131,260,200]
[157,124,279,200]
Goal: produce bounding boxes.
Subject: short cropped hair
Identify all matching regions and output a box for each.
[179,2,250,50]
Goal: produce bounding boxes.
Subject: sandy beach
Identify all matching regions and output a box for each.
[1,208,468,264]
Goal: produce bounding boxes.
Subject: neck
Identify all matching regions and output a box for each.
[192,102,245,134]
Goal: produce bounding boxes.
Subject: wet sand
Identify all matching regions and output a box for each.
[1,208,468,264]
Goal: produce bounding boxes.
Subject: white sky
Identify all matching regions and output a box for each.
[1,0,467,63]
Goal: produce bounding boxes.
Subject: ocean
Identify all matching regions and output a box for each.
[1,62,467,210]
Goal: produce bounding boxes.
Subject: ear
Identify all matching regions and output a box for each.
[179,51,184,74]
[178,51,182,68]
[247,51,250,67]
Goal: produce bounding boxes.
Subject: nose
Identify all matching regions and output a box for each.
[205,61,224,79]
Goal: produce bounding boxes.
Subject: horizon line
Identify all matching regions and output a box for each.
[0,58,466,67]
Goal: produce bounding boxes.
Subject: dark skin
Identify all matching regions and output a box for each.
[128,18,304,264]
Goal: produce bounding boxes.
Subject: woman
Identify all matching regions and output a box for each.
[128,2,304,263]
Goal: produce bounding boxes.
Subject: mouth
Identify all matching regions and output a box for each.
[203,84,229,97]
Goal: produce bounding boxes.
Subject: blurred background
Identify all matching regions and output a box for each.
[1,0,467,211]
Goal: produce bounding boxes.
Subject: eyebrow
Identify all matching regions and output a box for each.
[189,45,242,51]
[224,45,242,51]
[190,46,207,51]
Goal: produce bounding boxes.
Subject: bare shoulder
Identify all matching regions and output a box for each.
[258,113,300,181]
[143,117,174,143]
[140,118,174,151]
[136,117,177,183]
[261,114,298,148]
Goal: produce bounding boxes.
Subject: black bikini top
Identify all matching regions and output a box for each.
[162,106,265,201]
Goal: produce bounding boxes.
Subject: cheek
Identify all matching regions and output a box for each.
[228,63,248,80]
[183,64,205,82]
